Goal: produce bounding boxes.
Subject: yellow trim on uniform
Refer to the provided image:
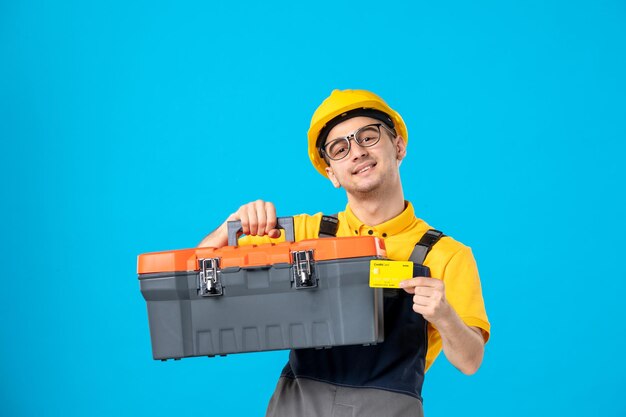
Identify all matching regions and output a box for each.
[238,201,490,371]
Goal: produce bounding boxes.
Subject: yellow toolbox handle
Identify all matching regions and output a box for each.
[226,216,295,246]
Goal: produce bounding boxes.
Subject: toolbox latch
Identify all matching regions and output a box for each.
[291,250,317,289]
[198,258,223,296]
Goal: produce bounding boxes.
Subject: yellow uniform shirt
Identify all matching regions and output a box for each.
[239,201,490,371]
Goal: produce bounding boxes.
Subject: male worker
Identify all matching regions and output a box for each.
[199,89,490,417]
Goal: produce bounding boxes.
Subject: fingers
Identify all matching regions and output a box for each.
[411,294,449,320]
[401,285,416,294]
[411,282,446,318]
[412,294,432,307]
[405,286,436,303]
[264,202,278,236]
[256,201,278,236]
[399,276,441,294]
[237,206,250,235]
[412,286,435,297]
[412,302,431,316]
[248,203,260,235]
[233,200,278,237]
[397,277,451,323]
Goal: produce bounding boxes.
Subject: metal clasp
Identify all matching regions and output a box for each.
[198,258,222,296]
[291,250,316,289]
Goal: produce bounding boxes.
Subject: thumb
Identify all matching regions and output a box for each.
[399,281,416,294]
[226,212,240,222]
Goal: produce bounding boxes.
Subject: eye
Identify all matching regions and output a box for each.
[333,146,348,158]
[327,139,349,158]
[357,126,380,145]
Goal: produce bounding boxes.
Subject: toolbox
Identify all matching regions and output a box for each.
[137,217,387,360]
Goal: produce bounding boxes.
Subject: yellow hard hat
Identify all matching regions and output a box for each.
[307,89,408,177]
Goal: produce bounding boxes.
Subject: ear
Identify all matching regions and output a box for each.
[325,166,341,188]
[395,136,407,161]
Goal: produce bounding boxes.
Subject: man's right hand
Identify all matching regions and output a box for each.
[198,200,280,248]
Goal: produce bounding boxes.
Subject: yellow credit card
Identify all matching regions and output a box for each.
[369,260,414,288]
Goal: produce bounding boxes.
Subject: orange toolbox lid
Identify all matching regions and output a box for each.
[138,235,386,274]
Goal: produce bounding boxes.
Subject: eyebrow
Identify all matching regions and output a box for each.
[325,136,348,146]
[325,123,378,145]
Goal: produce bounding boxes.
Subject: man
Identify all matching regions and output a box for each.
[199,89,490,417]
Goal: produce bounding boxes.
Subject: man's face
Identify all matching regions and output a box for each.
[323,116,406,196]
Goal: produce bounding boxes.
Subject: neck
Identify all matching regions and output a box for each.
[346,181,405,226]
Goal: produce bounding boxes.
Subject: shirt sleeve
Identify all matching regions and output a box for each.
[425,245,490,371]
[442,246,490,342]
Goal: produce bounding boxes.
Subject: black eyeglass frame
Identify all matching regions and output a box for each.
[320,123,397,161]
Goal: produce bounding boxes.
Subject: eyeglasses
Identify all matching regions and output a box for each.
[321,123,396,161]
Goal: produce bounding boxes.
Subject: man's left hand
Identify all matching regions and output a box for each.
[400,276,485,374]
[399,277,452,326]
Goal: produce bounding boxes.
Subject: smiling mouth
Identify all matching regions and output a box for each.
[353,163,376,175]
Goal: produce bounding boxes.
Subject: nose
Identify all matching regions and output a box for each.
[349,138,369,161]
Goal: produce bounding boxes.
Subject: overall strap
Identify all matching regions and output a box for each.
[318,215,444,265]
[318,214,339,238]
[409,229,445,265]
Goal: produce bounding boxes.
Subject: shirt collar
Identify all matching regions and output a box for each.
[344,201,417,237]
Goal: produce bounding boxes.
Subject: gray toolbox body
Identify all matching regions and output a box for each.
[138,217,387,360]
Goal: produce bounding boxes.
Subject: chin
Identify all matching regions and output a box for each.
[345,170,397,196]
[345,180,384,195]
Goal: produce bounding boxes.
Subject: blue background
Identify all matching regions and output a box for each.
[2,1,625,416]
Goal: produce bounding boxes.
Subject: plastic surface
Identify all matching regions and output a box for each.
[138,236,387,359]
[137,236,386,274]
[139,256,385,360]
